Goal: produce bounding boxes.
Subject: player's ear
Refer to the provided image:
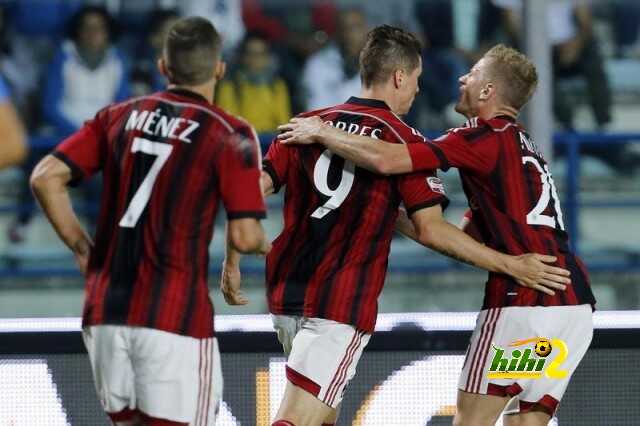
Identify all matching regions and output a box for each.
[479,83,494,101]
[158,58,170,79]
[215,60,226,81]
[393,69,404,89]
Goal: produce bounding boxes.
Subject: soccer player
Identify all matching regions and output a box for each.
[278,44,595,426]
[30,18,267,426]
[225,29,570,426]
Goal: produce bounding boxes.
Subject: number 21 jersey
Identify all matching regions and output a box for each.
[53,89,266,338]
[407,116,596,309]
[264,97,449,333]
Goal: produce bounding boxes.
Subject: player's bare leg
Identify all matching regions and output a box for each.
[453,389,511,426]
[502,406,552,426]
[273,381,335,426]
[321,404,340,425]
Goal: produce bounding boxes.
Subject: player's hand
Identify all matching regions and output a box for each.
[220,263,248,306]
[72,239,92,277]
[257,240,272,257]
[74,251,89,277]
[277,116,328,145]
[508,254,571,296]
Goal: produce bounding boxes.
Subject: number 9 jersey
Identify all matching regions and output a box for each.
[263,97,449,333]
[53,89,266,338]
[406,115,596,309]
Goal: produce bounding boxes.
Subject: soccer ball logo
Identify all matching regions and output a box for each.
[534,339,552,357]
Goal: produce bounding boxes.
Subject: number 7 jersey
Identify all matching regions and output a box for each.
[407,116,596,309]
[53,89,266,338]
[263,97,449,333]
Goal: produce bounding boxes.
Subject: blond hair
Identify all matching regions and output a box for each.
[483,44,538,110]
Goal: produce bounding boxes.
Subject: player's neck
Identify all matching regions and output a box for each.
[478,104,519,122]
[359,87,398,113]
[167,82,216,105]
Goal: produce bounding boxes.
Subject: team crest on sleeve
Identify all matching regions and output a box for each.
[426,177,446,194]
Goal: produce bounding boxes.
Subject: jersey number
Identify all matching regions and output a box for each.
[522,156,565,230]
[119,137,173,228]
[311,149,355,219]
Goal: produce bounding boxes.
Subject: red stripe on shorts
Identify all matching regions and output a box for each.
[465,309,495,392]
[471,308,501,393]
[326,330,365,407]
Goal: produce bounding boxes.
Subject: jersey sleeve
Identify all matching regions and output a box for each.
[406,124,499,174]
[262,138,292,194]
[52,108,108,186]
[397,171,450,215]
[216,125,267,220]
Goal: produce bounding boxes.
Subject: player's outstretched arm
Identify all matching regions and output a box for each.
[30,155,93,276]
[408,206,570,295]
[277,116,413,175]
[221,171,274,305]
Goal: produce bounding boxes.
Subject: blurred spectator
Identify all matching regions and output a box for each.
[492,0,612,130]
[131,9,180,96]
[8,5,127,243]
[0,74,27,170]
[242,0,337,113]
[0,1,83,128]
[177,0,245,57]
[414,0,470,128]
[302,8,368,110]
[611,0,640,57]
[217,33,291,132]
[42,5,130,138]
[338,0,420,34]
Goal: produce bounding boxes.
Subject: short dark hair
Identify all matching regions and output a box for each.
[359,25,422,88]
[68,5,116,43]
[164,17,221,86]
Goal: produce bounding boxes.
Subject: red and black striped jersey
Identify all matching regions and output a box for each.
[264,97,449,332]
[53,88,266,338]
[407,116,596,309]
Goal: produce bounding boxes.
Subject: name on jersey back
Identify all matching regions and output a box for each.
[125,109,200,143]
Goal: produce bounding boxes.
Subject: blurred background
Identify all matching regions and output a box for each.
[0,0,639,319]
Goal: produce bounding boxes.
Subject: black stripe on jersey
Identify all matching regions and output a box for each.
[565,254,596,306]
[406,196,450,215]
[270,174,313,314]
[147,109,209,326]
[425,142,451,171]
[102,100,146,322]
[51,151,84,186]
[227,211,267,220]
[104,129,157,322]
[281,147,342,312]
[288,111,365,314]
[458,126,492,143]
[180,170,218,334]
[540,238,562,306]
[315,170,371,318]
[349,186,400,324]
[263,161,282,193]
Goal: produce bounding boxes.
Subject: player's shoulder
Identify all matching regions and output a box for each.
[371,109,428,145]
[444,116,516,141]
[298,105,339,119]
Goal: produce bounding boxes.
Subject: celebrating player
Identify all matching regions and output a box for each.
[278,44,595,426]
[225,29,570,426]
[31,17,267,426]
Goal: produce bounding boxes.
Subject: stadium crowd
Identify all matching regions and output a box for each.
[1,0,640,241]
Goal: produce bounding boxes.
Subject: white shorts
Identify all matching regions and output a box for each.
[272,315,371,408]
[82,325,222,425]
[458,305,593,414]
